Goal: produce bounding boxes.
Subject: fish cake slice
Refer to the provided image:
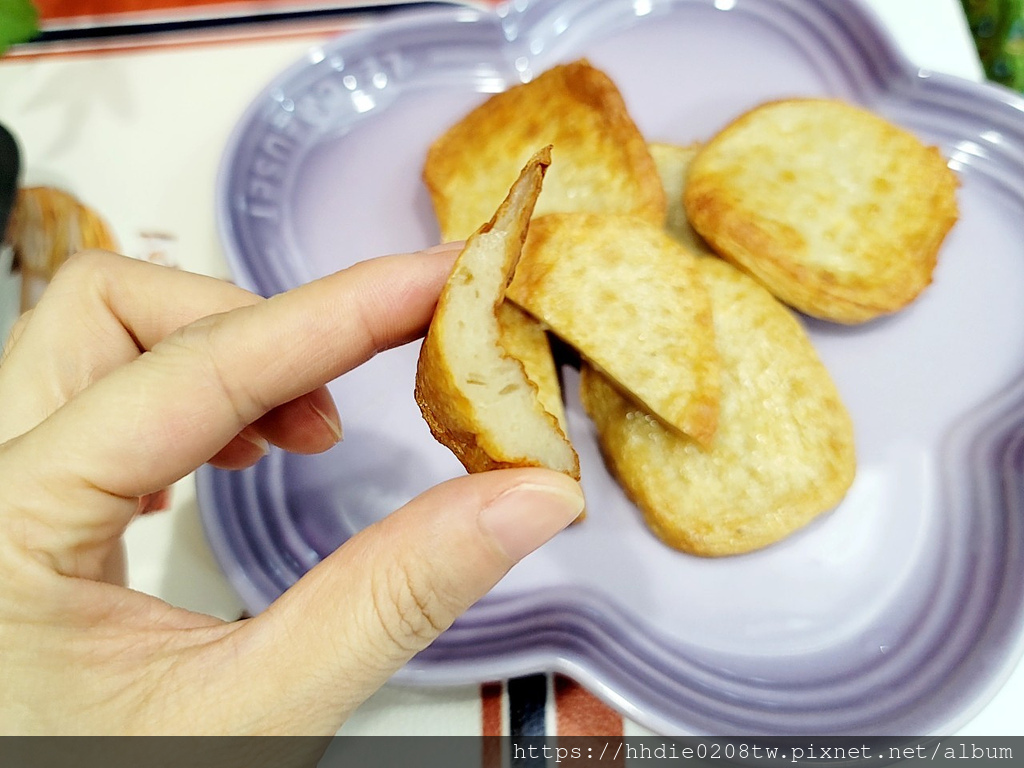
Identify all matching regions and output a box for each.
[424,59,665,242]
[648,141,714,256]
[415,147,580,478]
[507,212,720,446]
[684,98,959,323]
[496,301,569,439]
[581,257,856,556]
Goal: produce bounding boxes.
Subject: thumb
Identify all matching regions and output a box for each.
[232,467,584,734]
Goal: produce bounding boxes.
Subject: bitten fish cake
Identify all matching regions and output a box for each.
[496,301,569,438]
[423,59,665,242]
[684,98,959,324]
[508,212,721,446]
[415,147,580,479]
[580,257,856,556]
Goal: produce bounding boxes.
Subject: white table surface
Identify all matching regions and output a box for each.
[1,0,1018,737]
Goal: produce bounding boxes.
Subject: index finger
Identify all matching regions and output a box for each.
[5,246,458,527]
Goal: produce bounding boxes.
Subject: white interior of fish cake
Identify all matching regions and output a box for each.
[442,184,577,475]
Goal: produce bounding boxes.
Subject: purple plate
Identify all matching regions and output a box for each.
[201,0,1024,735]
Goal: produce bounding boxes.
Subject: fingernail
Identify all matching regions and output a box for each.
[239,429,271,456]
[312,403,343,443]
[479,480,585,563]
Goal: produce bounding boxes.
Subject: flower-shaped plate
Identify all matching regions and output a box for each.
[200,0,1024,735]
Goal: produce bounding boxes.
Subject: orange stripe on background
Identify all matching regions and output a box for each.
[481,682,504,768]
[36,0,499,22]
[555,675,624,767]
[4,20,356,59]
[555,675,623,737]
[481,681,504,737]
[37,0,329,21]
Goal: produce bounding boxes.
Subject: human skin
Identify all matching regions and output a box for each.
[0,247,583,736]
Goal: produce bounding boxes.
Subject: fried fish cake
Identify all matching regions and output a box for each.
[508,212,721,446]
[684,98,959,323]
[648,142,714,256]
[581,257,856,556]
[415,147,580,478]
[496,301,568,438]
[424,59,665,242]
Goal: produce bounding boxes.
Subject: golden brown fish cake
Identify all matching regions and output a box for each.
[684,98,959,323]
[415,148,580,478]
[580,257,856,556]
[648,142,714,256]
[507,212,721,446]
[424,59,666,242]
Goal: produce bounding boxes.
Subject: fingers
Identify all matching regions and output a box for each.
[67,248,457,495]
[208,389,344,470]
[0,251,343,457]
[251,385,343,454]
[0,245,459,579]
[226,468,585,735]
[0,251,261,442]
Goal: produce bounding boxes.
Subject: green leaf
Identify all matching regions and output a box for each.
[0,0,40,55]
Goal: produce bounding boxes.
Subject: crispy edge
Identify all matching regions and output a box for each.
[423,59,666,242]
[684,98,959,323]
[557,60,667,225]
[580,260,856,556]
[508,212,720,446]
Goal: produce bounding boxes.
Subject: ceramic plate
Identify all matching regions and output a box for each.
[201,0,1024,735]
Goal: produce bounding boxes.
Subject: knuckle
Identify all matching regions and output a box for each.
[154,316,268,427]
[343,262,393,355]
[369,558,459,654]
[49,248,119,287]
[41,251,123,323]
[353,294,388,355]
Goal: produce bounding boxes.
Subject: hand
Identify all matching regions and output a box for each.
[0,249,584,735]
